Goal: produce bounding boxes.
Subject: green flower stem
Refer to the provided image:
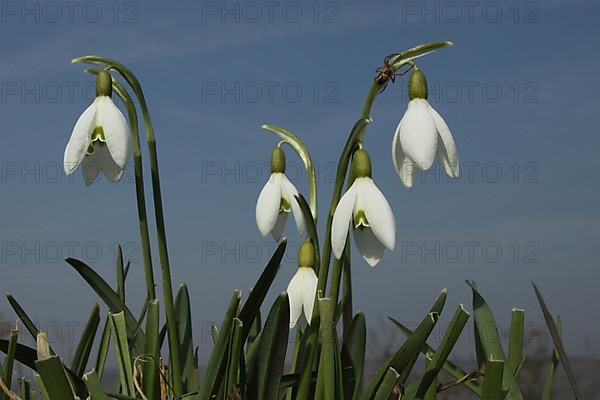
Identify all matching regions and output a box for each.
[90,70,156,303]
[262,124,318,221]
[323,83,380,315]
[73,56,183,396]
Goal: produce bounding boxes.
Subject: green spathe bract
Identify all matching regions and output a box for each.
[0,41,580,400]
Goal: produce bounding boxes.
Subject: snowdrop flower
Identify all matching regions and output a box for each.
[287,241,318,329]
[63,70,132,185]
[256,147,305,241]
[332,149,395,267]
[392,68,459,188]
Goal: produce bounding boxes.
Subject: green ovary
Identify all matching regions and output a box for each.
[279,196,292,213]
[353,209,369,229]
[86,126,106,155]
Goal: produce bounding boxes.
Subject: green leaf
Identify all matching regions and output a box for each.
[6,294,54,355]
[390,321,482,396]
[65,258,144,353]
[110,312,135,397]
[414,305,470,399]
[316,298,341,400]
[142,299,160,400]
[197,290,241,400]
[363,312,439,400]
[34,356,76,400]
[2,327,18,395]
[342,312,366,400]
[175,285,199,393]
[533,283,581,399]
[238,239,286,342]
[262,124,317,220]
[542,317,561,400]
[507,308,525,380]
[467,281,522,399]
[257,292,290,400]
[0,340,37,370]
[19,378,32,400]
[83,370,108,400]
[116,244,126,301]
[224,318,244,399]
[481,358,504,400]
[95,316,112,379]
[373,367,399,400]
[71,304,100,377]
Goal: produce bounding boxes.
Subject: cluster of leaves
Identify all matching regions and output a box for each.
[0,240,580,399]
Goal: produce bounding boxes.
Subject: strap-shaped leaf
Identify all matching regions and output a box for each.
[467,281,522,399]
[414,305,470,398]
[507,308,525,380]
[2,327,18,391]
[95,316,112,379]
[175,285,199,393]
[142,300,160,400]
[257,293,290,400]
[238,239,286,341]
[373,367,399,400]
[363,312,439,400]
[71,304,100,377]
[110,312,135,397]
[83,370,108,400]
[342,312,366,400]
[197,290,241,399]
[65,258,144,352]
[390,320,482,396]
[6,294,55,355]
[542,317,561,400]
[35,356,76,400]
[481,358,504,400]
[533,283,581,399]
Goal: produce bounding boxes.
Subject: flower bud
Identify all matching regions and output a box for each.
[271,147,286,174]
[408,69,428,100]
[96,70,113,98]
[350,149,372,179]
[298,241,315,269]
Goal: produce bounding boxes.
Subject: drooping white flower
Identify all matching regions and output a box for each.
[392,68,459,188]
[331,149,396,267]
[63,71,132,185]
[256,147,305,240]
[287,241,318,329]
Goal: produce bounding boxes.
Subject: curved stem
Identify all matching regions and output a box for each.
[105,72,156,302]
[262,124,318,221]
[74,56,183,396]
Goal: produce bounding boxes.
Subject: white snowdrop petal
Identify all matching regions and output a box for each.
[81,155,100,186]
[64,101,96,174]
[256,174,283,237]
[428,104,460,178]
[97,97,132,169]
[331,182,358,259]
[94,144,123,182]
[282,177,306,236]
[301,268,318,323]
[393,123,420,188]
[399,99,438,171]
[353,228,385,267]
[271,213,288,242]
[359,178,396,250]
[287,270,304,329]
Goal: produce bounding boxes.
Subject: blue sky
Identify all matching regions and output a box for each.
[1,0,599,360]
